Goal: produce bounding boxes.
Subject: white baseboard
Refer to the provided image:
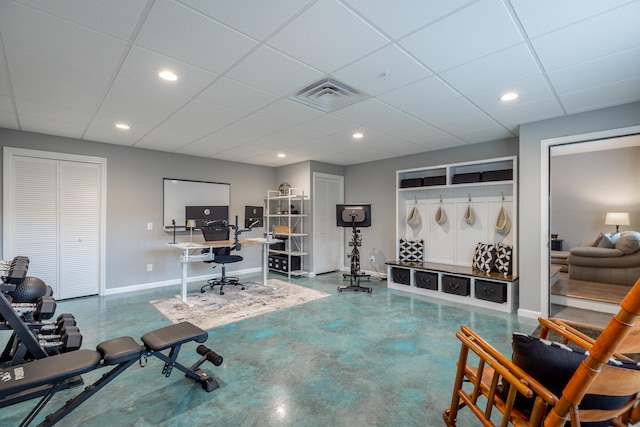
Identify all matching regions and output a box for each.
[103,267,262,295]
[517,308,542,320]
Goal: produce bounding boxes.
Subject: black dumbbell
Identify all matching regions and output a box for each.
[34,296,57,320]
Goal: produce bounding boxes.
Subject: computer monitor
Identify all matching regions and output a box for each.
[336,204,371,227]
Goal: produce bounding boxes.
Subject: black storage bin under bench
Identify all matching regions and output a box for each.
[391,267,410,286]
[414,271,437,290]
[475,280,507,303]
[442,275,470,296]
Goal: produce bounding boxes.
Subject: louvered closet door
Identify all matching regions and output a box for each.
[59,161,100,299]
[9,156,100,299]
[13,157,60,295]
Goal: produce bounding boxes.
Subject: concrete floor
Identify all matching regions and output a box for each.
[3,272,540,426]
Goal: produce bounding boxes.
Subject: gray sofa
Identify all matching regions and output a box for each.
[568,230,640,286]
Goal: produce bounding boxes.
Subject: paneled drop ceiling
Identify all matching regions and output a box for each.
[0,0,639,167]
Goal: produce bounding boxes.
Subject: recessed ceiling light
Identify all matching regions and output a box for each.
[158,70,178,81]
[352,132,364,139]
[115,123,130,130]
[500,92,519,102]
[277,153,286,158]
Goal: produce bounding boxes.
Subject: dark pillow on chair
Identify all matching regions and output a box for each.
[508,333,640,427]
[472,243,495,273]
[399,238,423,262]
[493,243,512,276]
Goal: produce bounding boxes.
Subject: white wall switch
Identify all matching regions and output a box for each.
[147,222,153,230]
[147,264,153,272]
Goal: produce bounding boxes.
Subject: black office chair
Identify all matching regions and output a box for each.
[200,222,244,295]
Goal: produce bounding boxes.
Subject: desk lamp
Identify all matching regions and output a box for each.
[186,219,197,243]
[605,212,630,233]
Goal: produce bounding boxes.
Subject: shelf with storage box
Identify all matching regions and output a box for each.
[394,156,518,311]
[264,188,309,277]
[386,261,519,313]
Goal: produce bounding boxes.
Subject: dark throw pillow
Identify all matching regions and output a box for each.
[399,238,424,262]
[493,243,512,276]
[472,243,495,273]
[507,333,640,427]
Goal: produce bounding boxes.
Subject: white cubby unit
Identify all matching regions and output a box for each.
[264,188,309,278]
[388,156,518,312]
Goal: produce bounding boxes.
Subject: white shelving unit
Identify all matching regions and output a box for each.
[389,156,519,312]
[264,188,309,278]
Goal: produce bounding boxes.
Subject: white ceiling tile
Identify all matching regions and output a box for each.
[487,98,565,129]
[377,76,460,112]
[343,0,477,39]
[0,110,18,129]
[226,46,324,96]
[330,98,402,128]
[6,50,112,111]
[103,77,190,114]
[267,0,389,73]
[454,126,515,144]
[135,1,257,74]
[84,123,150,146]
[198,77,278,113]
[333,45,432,96]
[548,46,640,95]
[18,113,85,139]
[510,0,634,38]
[440,44,541,95]
[399,0,523,72]
[0,2,127,73]
[177,0,314,41]
[15,99,92,126]
[416,136,466,151]
[390,121,456,145]
[410,98,485,127]
[13,0,148,40]
[135,120,216,152]
[0,94,14,113]
[92,98,170,131]
[176,99,246,127]
[213,115,288,143]
[178,133,243,157]
[466,75,556,113]
[559,75,640,114]
[118,47,218,97]
[531,1,640,71]
[254,99,324,126]
[296,114,356,136]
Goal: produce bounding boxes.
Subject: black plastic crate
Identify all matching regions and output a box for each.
[268,254,301,273]
[482,169,513,182]
[442,275,470,296]
[475,280,507,303]
[400,178,423,188]
[391,267,410,286]
[414,271,437,290]
[452,172,482,184]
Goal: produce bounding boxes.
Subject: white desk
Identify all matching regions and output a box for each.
[168,238,277,304]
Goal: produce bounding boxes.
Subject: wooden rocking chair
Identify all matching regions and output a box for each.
[443,277,640,427]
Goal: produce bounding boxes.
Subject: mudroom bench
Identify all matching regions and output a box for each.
[386,261,518,313]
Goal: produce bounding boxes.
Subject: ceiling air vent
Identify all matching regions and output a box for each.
[290,78,367,112]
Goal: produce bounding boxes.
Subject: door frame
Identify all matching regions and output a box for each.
[539,125,640,317]
[312,172,344,275]
[3,147,107,295]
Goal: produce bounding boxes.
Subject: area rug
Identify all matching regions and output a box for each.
[150,279,330,330]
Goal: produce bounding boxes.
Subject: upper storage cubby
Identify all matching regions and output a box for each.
[398,158,514,190]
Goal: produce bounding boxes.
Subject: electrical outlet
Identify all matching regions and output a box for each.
[147,222,153,231]
[370,255,375,263]
[147,264,153,272]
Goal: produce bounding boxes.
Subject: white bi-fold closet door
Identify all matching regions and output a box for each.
[3,148,106,299]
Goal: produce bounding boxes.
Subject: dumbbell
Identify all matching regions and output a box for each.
[36,314,76,335]
[12,296,57,320]
[39,328,83,353]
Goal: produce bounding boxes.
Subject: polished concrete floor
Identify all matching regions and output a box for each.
[4,272,540,426]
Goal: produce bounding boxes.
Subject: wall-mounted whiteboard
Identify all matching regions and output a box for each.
[163,178,230,230]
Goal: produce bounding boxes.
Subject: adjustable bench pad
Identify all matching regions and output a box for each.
[0,350,100,397]
[97,336,142,365]
[140,322,208,351]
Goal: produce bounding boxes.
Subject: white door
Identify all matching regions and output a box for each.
[312,173,344,274]
[4,148,106,299]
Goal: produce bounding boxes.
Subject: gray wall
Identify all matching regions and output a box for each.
[0,128,276,291]
[343,138,518,270]
[519,101,640,317]
[551,146,640,250]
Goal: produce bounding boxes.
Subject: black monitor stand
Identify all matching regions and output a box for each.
[338,215,372,293]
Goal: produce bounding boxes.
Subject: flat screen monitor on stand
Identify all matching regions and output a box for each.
[336,204,372,293]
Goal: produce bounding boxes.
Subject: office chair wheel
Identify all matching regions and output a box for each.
[200,289,205,293]
[219,291,224,295]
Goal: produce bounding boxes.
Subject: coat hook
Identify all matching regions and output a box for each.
[468,193,471,202]
[439,195,443,203]
[501,191,505,201]
[414,195,417,204]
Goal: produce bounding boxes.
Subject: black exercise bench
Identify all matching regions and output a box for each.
[0,321,223,427]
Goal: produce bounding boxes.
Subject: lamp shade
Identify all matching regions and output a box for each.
[605,212,630,226]
[186,219,197,229]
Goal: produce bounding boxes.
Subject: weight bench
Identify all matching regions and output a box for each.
[0,322,223,427]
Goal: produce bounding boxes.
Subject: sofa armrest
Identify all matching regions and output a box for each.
[570,247,624,258]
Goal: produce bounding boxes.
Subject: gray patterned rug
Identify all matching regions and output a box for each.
[150,278,330,330]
